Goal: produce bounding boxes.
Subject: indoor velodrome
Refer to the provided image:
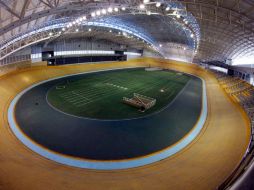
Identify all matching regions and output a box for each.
[1,1,254,190]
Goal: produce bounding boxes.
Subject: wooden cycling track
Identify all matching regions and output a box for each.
[0,58,250,190]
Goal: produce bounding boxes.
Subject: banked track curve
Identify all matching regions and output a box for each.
[0,58,251,190]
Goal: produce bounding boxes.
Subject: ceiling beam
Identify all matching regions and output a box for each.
[0,0,253,41]
[20,0,32,18]
[38,0,54,8]
[0,0,21,19]
[231,0,241,12]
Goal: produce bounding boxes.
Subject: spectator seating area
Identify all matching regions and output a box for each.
[213,71,254,144]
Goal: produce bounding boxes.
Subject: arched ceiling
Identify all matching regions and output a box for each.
[50,15,191,49]
[1,0,254,65]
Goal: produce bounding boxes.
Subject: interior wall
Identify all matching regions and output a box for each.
[161,43,194,63]
[143,50,162,59]
[30,38,143,62]
[45,38,140,53]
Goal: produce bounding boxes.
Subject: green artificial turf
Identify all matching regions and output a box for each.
[47,68,190,119]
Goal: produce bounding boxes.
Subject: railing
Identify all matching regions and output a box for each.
[218,147,254,190]
[0,54,31,66]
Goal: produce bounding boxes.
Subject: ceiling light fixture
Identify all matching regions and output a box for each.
[96,10,101,16]
[102,9,107,14]
[108,7,113,13]
[139,4,145,9]
[156,2,161,7]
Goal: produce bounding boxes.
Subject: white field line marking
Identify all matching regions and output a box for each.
[69,97,89,103]
[72,99,91,105]
[106,83,128,90]
[61,91,89,101]
[64,98,90,104]
[75,87,110,96]
[71,91,90,101]
[65,89,111,106]
[60,92,91,104]
[60,95,88,102]
[60,88,112,105]
[76,89,123,107]
[76,100,94,107]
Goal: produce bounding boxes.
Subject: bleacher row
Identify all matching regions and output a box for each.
[212,70,254,149]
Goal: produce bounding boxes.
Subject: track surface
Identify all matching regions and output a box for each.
[0,58,250,190]
[14,68,202,160]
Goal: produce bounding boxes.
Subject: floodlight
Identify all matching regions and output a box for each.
[96,10,101,16]
[108,7,113,13]
[140,4,145,9]
[102,9,107,14]
[156,2,161,7]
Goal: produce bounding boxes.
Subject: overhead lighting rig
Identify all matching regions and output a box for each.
[1,1,200,61]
